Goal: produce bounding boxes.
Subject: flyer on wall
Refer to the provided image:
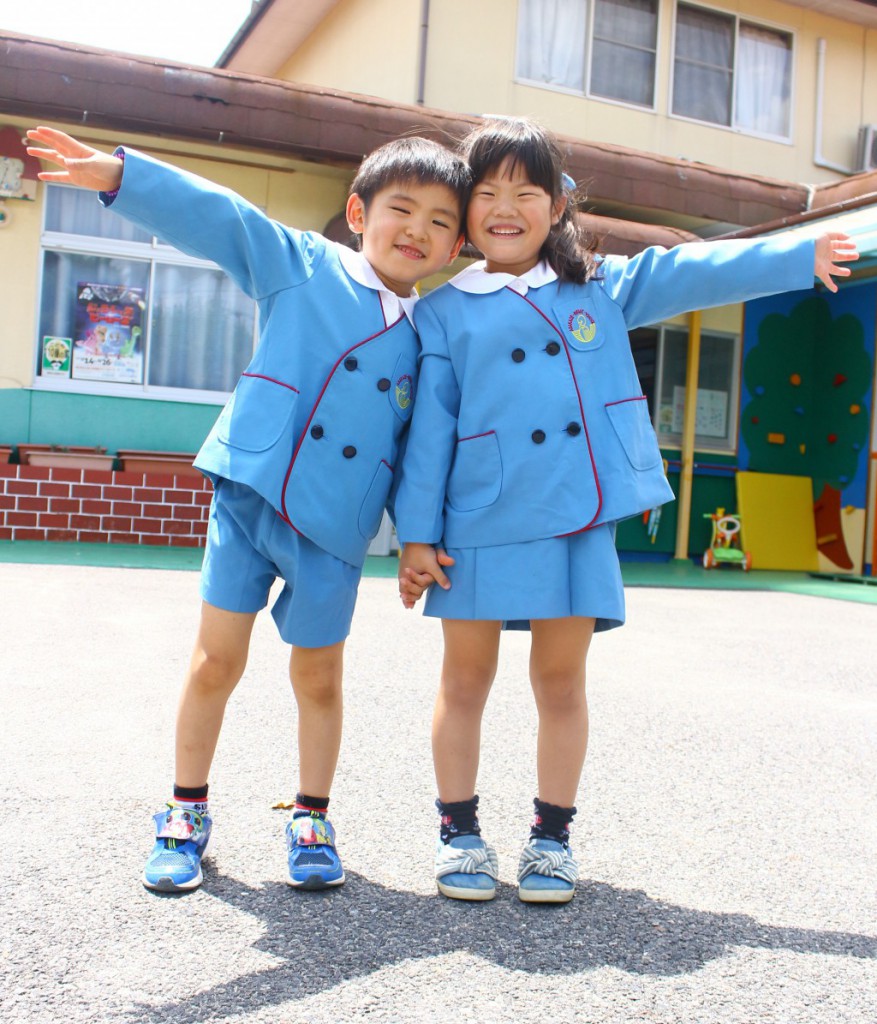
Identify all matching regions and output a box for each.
[71,282,146,384]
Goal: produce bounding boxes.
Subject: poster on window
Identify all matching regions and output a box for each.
[670,385,728,438]
[71,283,145,384]
[42,336,71,378]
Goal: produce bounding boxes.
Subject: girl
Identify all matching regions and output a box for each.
[394,118,858,904]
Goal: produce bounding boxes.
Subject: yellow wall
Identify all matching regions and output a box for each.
[276,0,875,185]
[0,115,351,394]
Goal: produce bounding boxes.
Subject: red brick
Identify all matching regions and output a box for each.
[142,503,169,519]
[192,521,208,536]
[193,491,213,506]
[142,534,171,545]
[83,469,115,484]
[109,533,141,544]
[172,475,201,490]
[162,519,192,535]
[18,465,52,481]
[78,531,110,542]
[173,506,203,521]
[143,473,177,488]
[133,487,162,502]
[133,518,163,534]
[112,501,142,515]
[0,527,12,539]
[103,486,134,500]
[38,482,70,497]
[0,495,14,510]
[17,496,50,512]
[7,511,38,526]
[70,514,101,530]
[7,481,38,496]
[82,500,112,515]
[46,529,80,541]
[49,468,83,482]
[13,528,47,540]
[38,513,71,528]
[170,536,204,547]
[49,498,80,513]
[113,470,146,484]
[104,516,134,532]
[0,465,18,478]
[71,484,103,499]
[165,490,195,504]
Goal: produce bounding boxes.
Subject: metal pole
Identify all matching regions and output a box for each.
[674,309,702,560]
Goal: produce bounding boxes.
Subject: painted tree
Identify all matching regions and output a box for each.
[741,295,870,569]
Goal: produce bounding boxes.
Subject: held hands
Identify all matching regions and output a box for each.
[26,126,123,193]
[398,543,455,609]
[814,232,859,292]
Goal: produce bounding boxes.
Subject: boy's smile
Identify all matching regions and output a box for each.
[347,183,464,297]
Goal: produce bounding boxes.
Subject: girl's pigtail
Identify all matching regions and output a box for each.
[541,182,600,285]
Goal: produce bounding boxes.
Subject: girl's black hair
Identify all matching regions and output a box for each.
[462,118,599,284]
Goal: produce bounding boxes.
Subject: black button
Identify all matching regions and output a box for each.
[546,341,561,355]
[343,445,357,459]
[310,425,324,439]
[531,429,546,444]
[377,378,391,392]
[512,348,526,363]
[344,356,358,371]
[566,422,581,436]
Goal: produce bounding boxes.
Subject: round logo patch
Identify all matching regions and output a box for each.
[395,373,413,410]
[568,309,596,345]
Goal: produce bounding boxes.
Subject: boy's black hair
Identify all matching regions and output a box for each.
[350,136,471,224]
[462,118,599,285]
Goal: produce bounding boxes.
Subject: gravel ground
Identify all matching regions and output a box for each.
[1,562,875,1024]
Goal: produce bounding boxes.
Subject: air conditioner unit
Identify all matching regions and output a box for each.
[857,124,877,173]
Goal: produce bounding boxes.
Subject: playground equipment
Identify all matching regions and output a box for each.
[702,508,752,570]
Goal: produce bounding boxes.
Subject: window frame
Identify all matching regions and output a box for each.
[669,1,796,143]
[32,184,258,405]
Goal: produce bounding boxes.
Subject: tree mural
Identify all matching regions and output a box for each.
[741,295,871,569]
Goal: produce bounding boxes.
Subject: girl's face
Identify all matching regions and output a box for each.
[467,158,566,277]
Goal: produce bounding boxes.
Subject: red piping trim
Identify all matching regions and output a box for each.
[280,314,407,526]
[457,430,496,443]
[606,395,646,407]
[381,459,394,472]
[508,288,603,532]
[242,372,299,393]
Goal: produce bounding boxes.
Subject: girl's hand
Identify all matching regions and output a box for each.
[814,232,859,292]
[26,126,123,193]
[398,544,455,609]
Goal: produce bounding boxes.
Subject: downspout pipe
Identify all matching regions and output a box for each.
[416,0,430,105]
[814,38,855,177]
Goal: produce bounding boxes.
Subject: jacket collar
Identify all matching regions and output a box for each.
[448,259,557,296]
[336,244,418,326]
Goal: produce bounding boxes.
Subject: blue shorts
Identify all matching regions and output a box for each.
[423,523,624,633]
[200,479,362,648]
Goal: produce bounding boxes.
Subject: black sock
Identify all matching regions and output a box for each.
[530,798,576,847]
[293,793,329,818]
[436,795,481,843]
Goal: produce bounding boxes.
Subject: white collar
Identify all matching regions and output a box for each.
[336,243,418,326]
[448,259,558,296]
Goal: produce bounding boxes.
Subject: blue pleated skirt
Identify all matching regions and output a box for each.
[423,522,624,633]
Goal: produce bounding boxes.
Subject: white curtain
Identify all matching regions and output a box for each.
[516,0,587,91]
[672,4,733,125]
[735,24,792,137]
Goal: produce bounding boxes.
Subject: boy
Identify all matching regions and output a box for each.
[26,125,468,893]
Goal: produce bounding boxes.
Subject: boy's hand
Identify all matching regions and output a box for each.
[26,126,123,193]
[814,231,859,292]
[398,543,455,609]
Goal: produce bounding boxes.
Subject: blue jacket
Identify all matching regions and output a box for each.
[104,150,418,567]
[394,236,815,548]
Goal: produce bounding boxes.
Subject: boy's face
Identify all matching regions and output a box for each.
[346,182,464,296]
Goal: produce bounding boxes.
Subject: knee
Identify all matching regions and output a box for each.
[291,651,343,706]
[440,664,496,710]
[189,645,247,694]
[530,668,586,713]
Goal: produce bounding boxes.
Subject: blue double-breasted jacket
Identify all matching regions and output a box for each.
[103,149,419,568]
[394,236,815,548]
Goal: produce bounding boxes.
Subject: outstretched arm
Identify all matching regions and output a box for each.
[813,231,859,292]
[26,126,123,193]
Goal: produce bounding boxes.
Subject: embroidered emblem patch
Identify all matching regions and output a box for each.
[395,373,413,410]
[568,309,596,345]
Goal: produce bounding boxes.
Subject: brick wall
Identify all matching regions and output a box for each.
[0,464,212,545]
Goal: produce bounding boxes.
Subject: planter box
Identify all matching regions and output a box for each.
[0,446,11,464]
[116,449,200,478]
[26,449,115,470]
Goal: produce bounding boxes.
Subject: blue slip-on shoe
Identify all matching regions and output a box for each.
[286,814,345,890]
[517,837,578,903]
[434,834,499,901]
[143,804,213,893]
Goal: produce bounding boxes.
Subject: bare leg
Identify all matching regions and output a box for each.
[174,601,257,788]
[528,616,596,806]
[433,619,502,802]
[289,641,345,798]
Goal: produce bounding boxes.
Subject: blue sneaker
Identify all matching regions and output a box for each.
[143,804,213,892]
[517,838,578,903]
[435,834,499,901]
[286,814,345,889]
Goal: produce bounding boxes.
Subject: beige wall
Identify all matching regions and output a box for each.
[276,0,875,185]
[0,114,352,392]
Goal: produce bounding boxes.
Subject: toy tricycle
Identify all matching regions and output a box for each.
[702,508,752,571]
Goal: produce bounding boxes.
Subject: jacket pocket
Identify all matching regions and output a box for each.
[358,460,394,540]
[606,397,662,471]
[218,373,299,452]
[448,431,502,512]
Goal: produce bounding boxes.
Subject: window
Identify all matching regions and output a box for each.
[36,185,257,399]
[672,4,792,138]
[630,325,740,451]
[515,0,658,108]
